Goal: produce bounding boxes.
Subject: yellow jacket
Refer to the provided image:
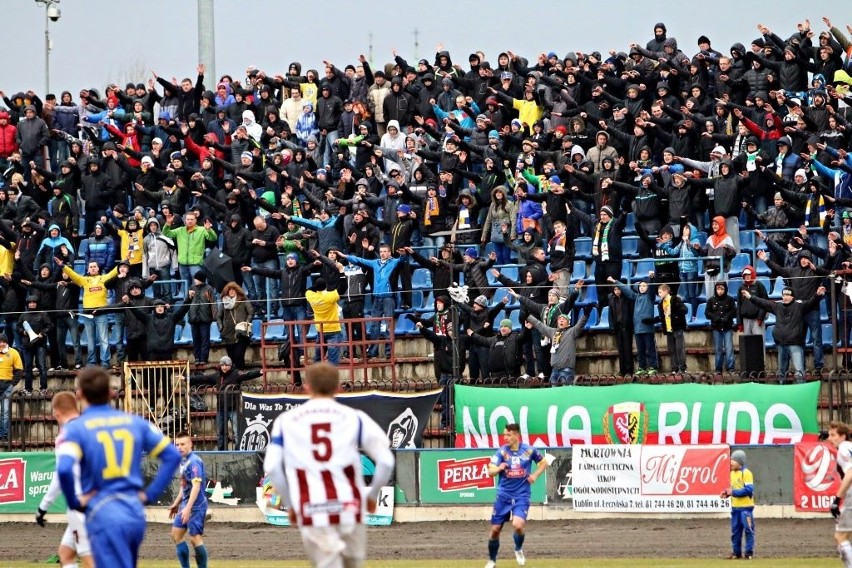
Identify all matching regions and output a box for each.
[0,243,15,276]
[306,289,341,333]
[0,347,23,381]
[730,468,755,508]
[63,265,119,309]
[512,98,544,130]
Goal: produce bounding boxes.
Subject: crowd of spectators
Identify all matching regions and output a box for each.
[0,16,851,411]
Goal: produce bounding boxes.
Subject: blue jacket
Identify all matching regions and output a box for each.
[812,146,852,200]
[345,254,408,297]
[288,215,345,254]
[84,223,116,271]
[616,281,656,334]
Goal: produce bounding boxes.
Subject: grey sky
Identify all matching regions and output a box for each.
[0,0,848,97]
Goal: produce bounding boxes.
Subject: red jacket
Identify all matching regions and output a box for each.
[742,113,784,142]
[104,123,141,166]
[0,113,19,158]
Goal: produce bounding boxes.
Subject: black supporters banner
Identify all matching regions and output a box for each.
[240,389,443,451]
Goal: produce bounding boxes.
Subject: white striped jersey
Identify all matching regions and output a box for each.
[267,398,389,527]
[838,440,852,502]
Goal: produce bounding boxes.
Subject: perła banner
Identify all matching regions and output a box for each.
[572,445,730,512]
[454,383,819,448]
[793,442,841,512]
[241,389,443,451]
[0,453,65,513]
[418,449,547,504]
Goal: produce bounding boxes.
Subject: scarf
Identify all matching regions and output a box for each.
[223,296,236,310]
[551,329,563,353]
[457,205,471,229]
[746,151,758,172]
[662,295,672,332]
[592,221,611,260]
[804,194,827,225]
[424,196,440,226]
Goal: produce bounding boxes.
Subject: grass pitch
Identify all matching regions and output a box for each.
[0,559,831,567]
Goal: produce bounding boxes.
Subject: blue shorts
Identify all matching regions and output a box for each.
[490,495,530,526]
[86,494,147,568]
[172,504,207,536]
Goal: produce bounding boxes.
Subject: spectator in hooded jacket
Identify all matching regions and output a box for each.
[186,272,217,366]
[192,356,262,450]
[15,105,49,176]
[706,282,737,373]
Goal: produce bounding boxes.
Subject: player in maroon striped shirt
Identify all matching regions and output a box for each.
[264,363,394,567]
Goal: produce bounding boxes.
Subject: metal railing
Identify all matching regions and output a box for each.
[258,317,398,385]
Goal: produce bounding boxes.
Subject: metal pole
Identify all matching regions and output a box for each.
[197,0,216,86]
[44,5,49,94]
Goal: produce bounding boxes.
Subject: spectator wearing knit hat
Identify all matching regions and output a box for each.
[466,317,528,383]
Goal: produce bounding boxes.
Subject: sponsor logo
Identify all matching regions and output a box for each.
[801,444,837,492]
[641,447,728,495]
[437,456,493,492]
[603,402,648,444]
[0,458,25,504]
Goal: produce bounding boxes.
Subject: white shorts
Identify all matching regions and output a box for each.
[60,510,91,557]
[299,523,366,568]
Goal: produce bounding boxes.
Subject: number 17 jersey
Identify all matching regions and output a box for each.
[267,397,388,528]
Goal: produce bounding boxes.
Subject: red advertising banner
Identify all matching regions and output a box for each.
[794,442,841,512]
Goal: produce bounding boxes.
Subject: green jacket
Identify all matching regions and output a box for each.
[161,224,217,265]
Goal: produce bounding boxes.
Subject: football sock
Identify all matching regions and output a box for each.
[488,538,500,561]
[176,541,190,568]
[194,544,208,568]
[841,541,852,568]
[513,531,525,551]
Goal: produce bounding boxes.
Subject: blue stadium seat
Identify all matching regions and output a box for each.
[509,309,522,331]
[756,277,772,298]
[739,230,755,252]
[820,298,829,323]
[418,291,435,312]
[173,323,192,346]
[210,324,221,344]
[575,238,592,261]
[397,290,423,314]
[583,307,598,330]
[726,278,743,299]
[769,276,786,299]
[493,287,519,308]
[764,311,776,326]
[630,259,657,283]
[754,257,771,277]
[394,314,417,337]
[764,325,775,349]
[412,268,432,290]
[499,265,519,282]
[591,306,610,331]
[569,260,587,282]
[622,237,640,259]
[822,323,836,349]
[619,262,632,281]
[251,319,262,340]
[576,284,598,307]
[623,212,637,234]
[264,321,287,341]
[728,253,751,279]
[688,303,709,328]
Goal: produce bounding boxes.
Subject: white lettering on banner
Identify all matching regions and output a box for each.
[763,404,804,444]
[572,445,730,512]
[727,402,760,445]
[658,403,688,444]
[461,402,806,447]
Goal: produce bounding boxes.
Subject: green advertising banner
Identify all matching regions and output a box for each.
[0,452,65,513]
[419,450,547,504]
[454,382,820,448]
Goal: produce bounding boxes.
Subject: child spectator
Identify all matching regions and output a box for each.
[722,450,755,560]
[611,276,658,376]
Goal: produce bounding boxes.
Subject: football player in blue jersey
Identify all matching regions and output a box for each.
[56,366,181,568]
[485,423,549,568]
[169,432,209,568]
